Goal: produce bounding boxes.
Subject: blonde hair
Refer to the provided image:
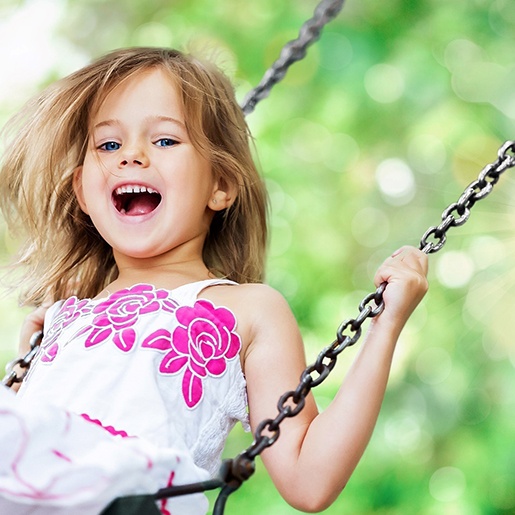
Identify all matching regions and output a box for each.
[0,47,268,306]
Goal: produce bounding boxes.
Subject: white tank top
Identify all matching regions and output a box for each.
[17,279,250,476]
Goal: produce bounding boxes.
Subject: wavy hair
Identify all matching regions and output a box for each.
[0,47,268,305]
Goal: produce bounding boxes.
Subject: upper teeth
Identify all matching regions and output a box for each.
[115,185,158,195]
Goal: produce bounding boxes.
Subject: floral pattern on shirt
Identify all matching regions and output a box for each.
[39,297,92,363]
[82,284,179,352]
[142,299,242,408]
[38,284,241,410]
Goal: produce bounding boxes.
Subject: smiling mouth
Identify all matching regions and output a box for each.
[112,185,162,216]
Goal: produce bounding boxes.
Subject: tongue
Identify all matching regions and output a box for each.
[124,193,160,216]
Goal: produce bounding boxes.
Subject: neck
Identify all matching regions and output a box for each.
[111,252,214,292]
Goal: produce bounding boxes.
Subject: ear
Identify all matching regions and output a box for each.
[72,166,89,214]
[208,177,237,211]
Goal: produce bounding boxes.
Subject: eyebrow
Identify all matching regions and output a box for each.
[93,115,186,130]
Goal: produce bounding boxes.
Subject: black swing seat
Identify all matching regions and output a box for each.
[100,495,161,515]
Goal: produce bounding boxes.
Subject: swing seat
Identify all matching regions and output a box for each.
[100,495,161,515]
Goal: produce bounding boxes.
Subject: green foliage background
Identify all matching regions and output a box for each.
[1,0,515,513]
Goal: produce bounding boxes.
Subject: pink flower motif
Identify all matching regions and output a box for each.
[142,299,241,408]
[39,297,91,364]
[40,343,59,363]
[84,284,178,352]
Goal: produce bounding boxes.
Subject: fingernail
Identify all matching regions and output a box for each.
[391,248,403,257]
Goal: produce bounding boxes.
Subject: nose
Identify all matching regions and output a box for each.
[118,144,150,169]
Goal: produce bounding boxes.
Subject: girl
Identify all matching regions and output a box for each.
[0,47,428,514]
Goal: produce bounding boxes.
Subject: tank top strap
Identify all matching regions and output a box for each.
[172,278,238,305]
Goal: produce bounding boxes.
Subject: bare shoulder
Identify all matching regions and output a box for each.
[200,282,297,358]
[201,281,289,311]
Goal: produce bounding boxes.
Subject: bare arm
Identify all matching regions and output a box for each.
[243,246,428,512]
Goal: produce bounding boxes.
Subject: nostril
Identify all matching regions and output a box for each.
[120,159,144,166]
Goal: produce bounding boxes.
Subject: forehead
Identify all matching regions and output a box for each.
[91,68,184,123]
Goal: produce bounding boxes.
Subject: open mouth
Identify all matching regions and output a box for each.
[112,185,162,216]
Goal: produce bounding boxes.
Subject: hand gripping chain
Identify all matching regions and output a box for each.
[205,140,515,511]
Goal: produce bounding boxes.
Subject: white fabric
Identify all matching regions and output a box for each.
[0,386,208,514]
[1,279,249,514]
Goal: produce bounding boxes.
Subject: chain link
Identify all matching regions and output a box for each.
[419,140,515,254]
[239,0,345,115]
[2,330,43,387]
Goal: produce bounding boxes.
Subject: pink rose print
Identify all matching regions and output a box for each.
[84,284,178,352]
[142,299,241,408]
[39,297,91,364]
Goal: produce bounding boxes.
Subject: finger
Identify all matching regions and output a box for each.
[374,249,428,288]
[18,305,47,354]
[389,246,428,274]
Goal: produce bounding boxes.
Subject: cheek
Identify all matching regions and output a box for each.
[78,168,109,214]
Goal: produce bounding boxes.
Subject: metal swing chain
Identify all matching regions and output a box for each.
[2,330,43,387]
[239,0,345,115]
[419,140,515,254]
[216,139,515,503]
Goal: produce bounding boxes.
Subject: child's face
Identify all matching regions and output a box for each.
[74,68,227,264]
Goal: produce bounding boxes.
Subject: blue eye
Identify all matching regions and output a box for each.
[155,138,177,147]
[99,141,121,151]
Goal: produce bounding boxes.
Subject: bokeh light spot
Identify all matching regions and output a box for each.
[469,235,506,270]
[407,134,447,175]
[436,251,475,289]
[365,63,405,103]
[384,410,422,454]
[319,31,353,71]
[281,118,332,164]
[351,207,390,248]
[429,467,466,502]
[375,158,416,205]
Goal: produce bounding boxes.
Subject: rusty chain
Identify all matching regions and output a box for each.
[239,0,345,115]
